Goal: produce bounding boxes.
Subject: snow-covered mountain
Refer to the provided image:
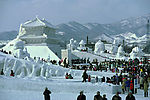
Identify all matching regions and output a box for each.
[55,13,150,42]
[115,32,147,44]
[94,33,114,43]
[0,31,17,40]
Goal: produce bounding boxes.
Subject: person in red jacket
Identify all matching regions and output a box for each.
[65,73,69,79]
[130,80,134,94]
[88,75,91,82]
[10,70,14,77]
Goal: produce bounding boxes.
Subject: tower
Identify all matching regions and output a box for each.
[86,36,88,45]
[143,19,150,53]
[146,19,150,42]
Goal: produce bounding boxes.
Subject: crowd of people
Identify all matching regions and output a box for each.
[79,58,150,98]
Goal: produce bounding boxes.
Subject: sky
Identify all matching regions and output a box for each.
[0,0,150,32]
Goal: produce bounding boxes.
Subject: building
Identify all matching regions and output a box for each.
[18,16,55,44]
[3,17,60,61]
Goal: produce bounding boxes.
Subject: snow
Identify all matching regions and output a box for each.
[95,33,114,43]
[67,38,77,51]
[2,38,60,61]
[94,40,105,54]
[25,45,60,61]
[56,31,65,35]
[0,50,149,100]
[72,50,109,62]
[130,47,144,59]
[79,40,85,45]
[111,45,118,54]
[23,17,55,28]
[120,20,130,26]
[116,45,126,59]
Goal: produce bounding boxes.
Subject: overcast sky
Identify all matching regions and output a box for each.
[0,0,150,32]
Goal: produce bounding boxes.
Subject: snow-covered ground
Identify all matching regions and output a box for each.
[0,51,150,100]
[0,75,149,100]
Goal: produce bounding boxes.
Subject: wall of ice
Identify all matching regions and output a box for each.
[0,54,82,78]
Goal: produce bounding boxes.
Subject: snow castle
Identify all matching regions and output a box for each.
[2,17,60,61]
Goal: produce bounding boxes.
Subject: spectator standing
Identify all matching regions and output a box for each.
[77,91,86,100]
[112,92,121,100]
[10,70,14,77]
[94,91,102,100]
[43,87,51,100]
[144,80,149,97]
[82,70,88,82]
[125,78,130,92]
[0,69,4,75]
[125,91,135,100]
[121,81,125,94]
[102,94,107,100]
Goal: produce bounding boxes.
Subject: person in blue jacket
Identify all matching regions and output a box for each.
[125,78,130,93]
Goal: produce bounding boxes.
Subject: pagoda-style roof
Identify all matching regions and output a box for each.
[22,17,55,28]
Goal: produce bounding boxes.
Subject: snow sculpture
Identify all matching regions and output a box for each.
[113,39,117,45]
[94,40,105,54]
[14,40,24,50]
[0,51,80,78]
[116,45,125,58]
[130,47,144,59]
[114,36,124,45]
[79,40,85,47]
[13,40,30,59]
[111,45,118,54]
[77,40,86,51]
[67,38,77,51]
[23,48,30,58]
[36,57,42,63]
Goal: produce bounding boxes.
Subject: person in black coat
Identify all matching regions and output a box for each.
[77,91,86,100]
[126,92,135,100]
[112,92,121,100]
[0,69,4,75]
[82,70,88,82]
[102,94,107,100]
[94,91,103,100]
[43,87,51,100]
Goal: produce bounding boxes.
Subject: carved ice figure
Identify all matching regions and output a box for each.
[45,67,51,78]
[94,40,105,54]
[36,57,42,63]
[13,41,30,59]
[116,45,125,58]
[23,48,30,58]
[67,38,77,50]
[40,63,47,77]
[14,40,24,50]
[130,47,144,59]
[111,45,118,54]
